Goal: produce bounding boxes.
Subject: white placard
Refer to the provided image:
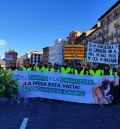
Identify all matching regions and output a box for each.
[87,42,119,64]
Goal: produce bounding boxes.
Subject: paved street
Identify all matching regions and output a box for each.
[0,100,120,129]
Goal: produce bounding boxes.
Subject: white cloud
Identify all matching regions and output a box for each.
[0,39,6,46]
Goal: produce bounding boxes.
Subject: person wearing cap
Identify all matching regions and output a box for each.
[60,62,71,73]
[90,63,102,76]
[101,64,113,75]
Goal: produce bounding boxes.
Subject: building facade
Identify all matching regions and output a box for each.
[84,1,120,45]
[5,50,18,69]
[28,51,43,65]
[22,51,43,65]
[85,23,102,44]
[49,39,66,65]
[98,1,120,44]
[42,47,49,64]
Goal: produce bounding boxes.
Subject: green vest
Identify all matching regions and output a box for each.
[15,68,19,71]
[42,67,55,72]
[113,71,117,76]
[70,68,74,74]
[90,69,101,76]
[34,66,44,71]
[22,66,32,71]
[60,67,71,73]
[49,68,55,72]
[40,67,48,71]
[74,69,89,75]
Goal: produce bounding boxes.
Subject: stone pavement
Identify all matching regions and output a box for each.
[0,100,120,129]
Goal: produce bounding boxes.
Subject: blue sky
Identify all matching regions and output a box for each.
[0,0,117,57]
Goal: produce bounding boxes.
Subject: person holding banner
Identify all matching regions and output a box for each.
[60,62,71,73]
[74,63,90,75]
[73,63,84,75]
[90,63,102,76]
[42,64,48,71]
[34,62,44,71]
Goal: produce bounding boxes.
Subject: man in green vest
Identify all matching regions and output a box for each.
[60,62,71,73]
[34,62,44,71]
[90,63,102,76]
[74,63,91,75]
[73,63,84,75]
[68,62,74,74]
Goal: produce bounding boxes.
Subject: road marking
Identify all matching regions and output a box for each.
[19,118,28,129]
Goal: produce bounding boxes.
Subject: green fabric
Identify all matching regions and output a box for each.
[74,69,78,74]
[22,66,32,71]
[50,68,55,72]
[90,69,101,76]
[80,69,84,75]
[74,69,89,75]
[34,66,39,71]
[60,67,71,73]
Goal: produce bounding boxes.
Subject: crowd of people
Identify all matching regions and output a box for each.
[9,61,120,76]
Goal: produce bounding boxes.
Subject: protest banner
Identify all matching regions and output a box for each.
[12,71,119,104]
[87,42,119,64]
[64,45,84,60]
